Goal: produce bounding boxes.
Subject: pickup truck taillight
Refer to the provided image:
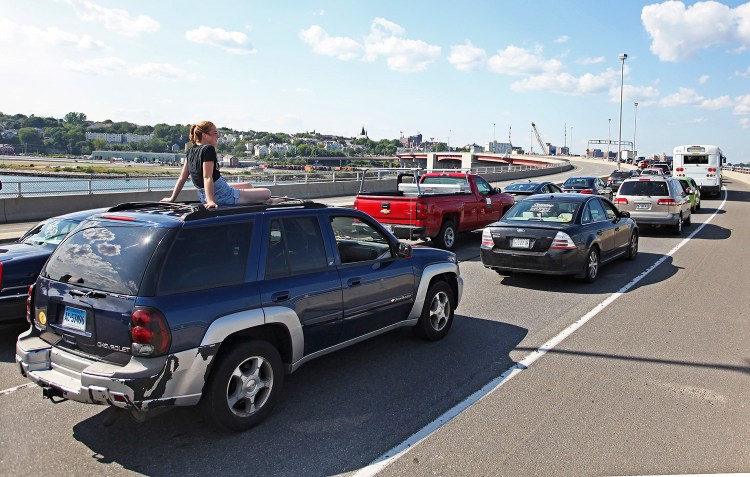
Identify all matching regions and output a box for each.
[415,202,428,220]
[130,307,171,357]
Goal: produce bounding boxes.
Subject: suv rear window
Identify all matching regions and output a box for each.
[610,171,631,179]
[618,180,669,196]
[43,223,168,295]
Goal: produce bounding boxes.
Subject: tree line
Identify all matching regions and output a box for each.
[0,112,404,157]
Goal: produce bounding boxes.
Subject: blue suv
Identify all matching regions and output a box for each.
[16,200,462,431]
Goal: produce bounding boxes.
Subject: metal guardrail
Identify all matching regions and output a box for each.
[0,164,553,198]
[726,166,750,174]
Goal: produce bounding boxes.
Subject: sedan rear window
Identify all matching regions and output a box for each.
[43,222,168,295]
[618,181,669,196]
[563,178,593,188]
[504,201,580,223]
[609,171,631,179]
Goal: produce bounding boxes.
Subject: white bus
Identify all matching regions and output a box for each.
[672,145,726,197]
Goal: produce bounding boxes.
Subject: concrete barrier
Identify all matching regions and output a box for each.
[0,163,572,223]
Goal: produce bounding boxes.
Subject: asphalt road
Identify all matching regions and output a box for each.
[1,160,746,476]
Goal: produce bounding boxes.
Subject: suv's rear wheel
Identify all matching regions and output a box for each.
[671,215,683,235]
[202,340,283,432]
[413,281,455,341]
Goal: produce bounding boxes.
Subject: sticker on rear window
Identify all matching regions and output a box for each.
[529,203,554,212]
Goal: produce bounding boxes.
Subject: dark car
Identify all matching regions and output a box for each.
[561,176,613,200]
[17,200,462,431]
[0,208,106,322]
[480,194,638,282]
[504,180,563,198]
[651,162,672,176]
[607,169,640,192]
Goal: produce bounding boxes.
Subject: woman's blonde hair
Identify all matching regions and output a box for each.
[189,121,216,144]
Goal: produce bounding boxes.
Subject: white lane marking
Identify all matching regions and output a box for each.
[353,189,729,477]
[0,382,34,396]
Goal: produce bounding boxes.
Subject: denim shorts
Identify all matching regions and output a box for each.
[197,176,240,206]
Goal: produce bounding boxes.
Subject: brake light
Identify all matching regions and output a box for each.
[353,199,359,210]
[101,215,136,222]
[26,284,33,325]
[130,307,171,357]
[614,198,629,205]
[550,231,577,250]
[708,167,716,172]
[481,228,494,247]
[607,178,613,183]
[675,167,684,172]
[657,198,677,206]
[415,202,428,220]
[580,189,593,194]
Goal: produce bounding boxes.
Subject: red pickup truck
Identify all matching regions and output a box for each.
[353,170,514,250]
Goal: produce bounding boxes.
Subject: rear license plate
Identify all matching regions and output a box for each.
[62,306,86,332]
[511,238,531,249]
[635,203,651,210]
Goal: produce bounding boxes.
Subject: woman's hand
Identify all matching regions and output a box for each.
[204,200,218,209]
[161,197,175,202]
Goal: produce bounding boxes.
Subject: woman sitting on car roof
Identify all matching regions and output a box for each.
[162,120,273,209]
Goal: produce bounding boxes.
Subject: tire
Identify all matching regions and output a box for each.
[413,281,455,341]
[684,211,692,226]
[433,220,457,251]
[696,199,701,210]
[581,247,600,283]
[625,231,638,261]
[201,340,284,432]
[671,214,683,235]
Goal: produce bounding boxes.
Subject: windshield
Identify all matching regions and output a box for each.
[505,182,538,192]
[563,178,593,188]
[21,218,81,246]
[43,222,168,295]
[503,201,580,223]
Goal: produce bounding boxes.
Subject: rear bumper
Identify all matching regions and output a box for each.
[383,224,427,240]
[480,246,584,275]
[16,330,211,411]
[627,212,680,226]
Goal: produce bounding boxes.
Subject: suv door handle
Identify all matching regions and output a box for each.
[271,291,290,302]
[347,278,361,287]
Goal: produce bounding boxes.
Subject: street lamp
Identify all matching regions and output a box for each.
[633,102,638,161]
[570,126,574,156]
[617,53,628,170]
[607,118,611,160]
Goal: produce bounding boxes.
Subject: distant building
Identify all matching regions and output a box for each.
[485,141,513,154]
[91,150,185,165]
[86,132,153,144]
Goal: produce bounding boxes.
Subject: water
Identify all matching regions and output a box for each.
[0,173,186,198]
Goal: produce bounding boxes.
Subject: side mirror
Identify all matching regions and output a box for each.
[494,187,502,194]
[397,241,412,258]
[619,211,630,218]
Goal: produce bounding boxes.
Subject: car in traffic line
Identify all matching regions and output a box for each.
[676,176,701,212]
[0,208,107,323]
[651,162,672,176]
[614,177,692,235]
[480,193,638,283]
[503,180,563,198]
[607,169,640,192]
[17,199,462,431]
[639,168,665,177]
[561,176,613,200]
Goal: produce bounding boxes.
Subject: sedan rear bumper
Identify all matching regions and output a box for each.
[480,246,585,275]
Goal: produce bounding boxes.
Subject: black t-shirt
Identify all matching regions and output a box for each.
[187,144,221,188]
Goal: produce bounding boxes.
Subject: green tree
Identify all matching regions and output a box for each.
[90,138,107,151]
[64,112,87,126]
[147,138,169,152]
[18,127,40,145]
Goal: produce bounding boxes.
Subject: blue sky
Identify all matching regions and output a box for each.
[2,1,749,162]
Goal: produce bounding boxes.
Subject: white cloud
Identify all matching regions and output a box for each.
[185,26,256,55]
[641,1,749,62]
[487,45,562,76]
[577,56,606,65]
[62,56,126,75]
[735,94,750,114]
[448,41,487,71]
[300,18,440,72]
[740,117,750,128]
[658,87,733,110]
[76,0,159,37]
[295,87,312,94]
[128,63,202,81]
[659,87,704,107]
[735,66,750,78]
[554,35,570,43]
[0,18,17,41]
[299,25,363,61]
[512,69,618,95]
[698,74,710,84]
[613,84,661,105]
[0,20,108,50]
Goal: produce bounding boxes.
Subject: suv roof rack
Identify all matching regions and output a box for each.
[106,197,328,221]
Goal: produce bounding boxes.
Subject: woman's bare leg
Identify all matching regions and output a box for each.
[229,182,254,190]
[236,188,272,205]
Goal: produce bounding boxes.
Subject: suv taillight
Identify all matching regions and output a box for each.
[614,197,629,205]
[26,284,33,325]
[657,198,677,206]
[130,307,171,357]
[0,261,3,290]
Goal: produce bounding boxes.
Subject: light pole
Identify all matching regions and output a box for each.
[448,129,451,151]
[607,118,611,160]
[633,102,638,161]
[493,123,496,152]
[617,53,628,170]
[570,126,574,156]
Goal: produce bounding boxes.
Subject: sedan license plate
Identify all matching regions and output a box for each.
[62,306,87,332]
[635,203,651,210]
[511,238,531,249]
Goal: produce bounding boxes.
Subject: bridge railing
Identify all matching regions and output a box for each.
[726,166,750,174]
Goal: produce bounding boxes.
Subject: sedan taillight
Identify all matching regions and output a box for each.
[550,231,576,250]
[580,189,594,194]
[481,228,494,248]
